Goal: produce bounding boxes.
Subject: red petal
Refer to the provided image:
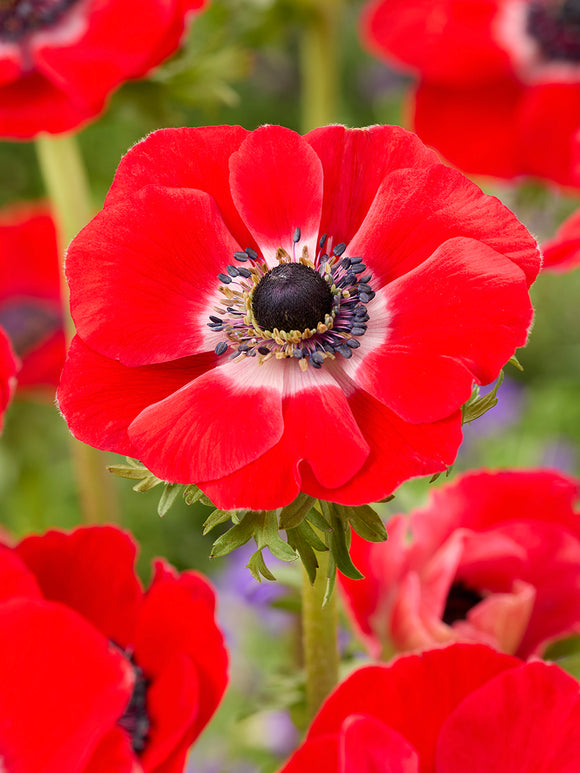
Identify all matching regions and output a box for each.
[341,714,420,773]
[134,562,228,748]
[0,599,134,773]
[67,186,241,366]
[309,644,519,770]
[16,526,143,647]
[0,545,42,601]
[412,79,524,180]
[128,357,284,483]
[58,336,215,457]
[362,0,512,85]
[280,735,339,773]
[228,125,323,262]
[105,126,254,250]
[351,236,533,423]
[301,388,462,505]
[437,661,580,771]
[306,124,438,247]
[347,163,540,289]
[84,728,142,773]
[519,82,580,188]
[198,368,370,510]
[542,206,580,273]
[0,326,17,426]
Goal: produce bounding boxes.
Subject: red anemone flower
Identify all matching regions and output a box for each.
[341,469,580,659]
[0,323,18,430]
[278,643,580,773]
[0,0,207,138]
[0,202,65,393]
[57,124,541,511]
[542,204,580,271]
[363,0,580,188]
[0,525,228,772]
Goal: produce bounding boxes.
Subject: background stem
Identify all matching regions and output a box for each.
[301,548,339,720]
[300,0,343,131]
[35,132,119,524]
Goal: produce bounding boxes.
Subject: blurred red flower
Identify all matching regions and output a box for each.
[0,525,228,772]
[341,469,580,659]
[57,124,540,511]
[363,0,580,188]
[278,643,580,773]
[542,205,580,271]
[0,0,207,138]
[0,202,65,393]
[0,323,17,430]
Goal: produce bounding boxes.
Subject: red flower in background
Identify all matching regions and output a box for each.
[57,124,540,511]
[341,469,580,659]
[0,0,207,138]
[0,525,228,772]
[0,323,17,430]
[278,643,580,773]
[363,0,580,188]
[0,202,65,393]
[542,205,580,271]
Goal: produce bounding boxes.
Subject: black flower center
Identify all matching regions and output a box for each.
[442,581,484,626]
[115,649,151,754]
[527,0,580,62]
[252,262,334,333]
[0,0,80,41]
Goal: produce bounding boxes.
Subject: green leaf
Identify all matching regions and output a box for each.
[322,551,337,608]
[279,493,315,530]
[247,549,277,583]
[462,370,504,424]
[544,634,580,661]
[291,520,328,552]
[132,474,164,493]
[255,511,297,563]
[106,464,150,481]
[322,502,364,581]
[183,485,207,506]
[203,508,234,535]
[157,482,181,517]
[335,503,388,543]
[306,507,333,533]
[287,526,319,585]
[555,653,580,683]
[509,354,524,371]
[210,511,261,558]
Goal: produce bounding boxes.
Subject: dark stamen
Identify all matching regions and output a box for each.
[442,581,484,626]
[0,0,80,41]
[527,0,580,62]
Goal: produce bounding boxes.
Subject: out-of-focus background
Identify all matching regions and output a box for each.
[0,1,578,770]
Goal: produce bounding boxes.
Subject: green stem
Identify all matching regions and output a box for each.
[301,546,339,720]
[35,132,119,524]
[299,0,343,132]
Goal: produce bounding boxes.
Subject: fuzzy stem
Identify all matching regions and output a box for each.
[301,546,339,720]
[299,0,343,132]
[35,132,119,523]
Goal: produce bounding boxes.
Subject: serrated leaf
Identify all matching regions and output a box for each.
[246,549,277,583]
[203,509,234,535]
[335,503,387,543]
[323,503,364,581]
[183,485,207,506]
[210,511,262,558]
[306,507,333,533]
[509,354,524,371]
[462,370,504,424]
[287,526,319,585]
[322,552,337,608]
[132,474,164,492]
[198,493,215,507]
[107,464,150,481]
[279,493,315,530]
[157,482,181,517]
[292,520,328,552]
[255,511,297,563]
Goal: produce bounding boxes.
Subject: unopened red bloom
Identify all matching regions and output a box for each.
[0,202,65,392]
[542,205,580,271]
[341,469,580,659]
[363,0,580,187]
[0,525,228,772]
[0,0,207,138]
[278,643,580,773]
[58,124,540,511]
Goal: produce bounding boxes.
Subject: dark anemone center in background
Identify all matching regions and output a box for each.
[0,300,61,356]
[0,0,80,41]
[115,648,151,754]
[442,581,485,626]
[252,262,333,333]
[527,0,580,62]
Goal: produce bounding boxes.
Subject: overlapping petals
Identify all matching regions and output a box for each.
[0,202,64,392]
[278,643,580,773]
[58,124,540,510]
[340,469,580,659]
[542,206,580,272]
[0,525,228,773]
[362,0,580,188]
[0,0,207,137]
